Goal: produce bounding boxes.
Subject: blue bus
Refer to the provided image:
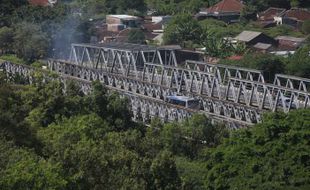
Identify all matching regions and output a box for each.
[166,95,200,109]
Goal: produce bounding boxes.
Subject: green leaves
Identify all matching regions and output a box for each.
[203,109,310,189]
[13,22,49,63]
[0,140,66,190]
[163,14,202,47]
[1,68,310,189]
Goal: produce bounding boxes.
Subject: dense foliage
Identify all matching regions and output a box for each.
[203,110,310,189]
[0,72,309,189]
[220,45,310,80]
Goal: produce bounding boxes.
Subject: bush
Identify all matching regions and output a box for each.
[302,20,310,35]
[0,54,25,65]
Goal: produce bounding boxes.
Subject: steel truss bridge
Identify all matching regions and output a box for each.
[1,42,310,128]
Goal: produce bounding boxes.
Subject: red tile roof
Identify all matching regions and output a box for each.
[258,7,286,21]
[28,0,57,6]
[207,0,244,13]
[282,8,310,21]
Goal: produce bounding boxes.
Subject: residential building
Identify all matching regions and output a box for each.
[279,8,310,29]
[142,16,172,45]
[275,36,306,50]
[257,7,286,27]
[106,15,142,32]
[234,31,277,46]
[195,0,244,23]
[253,43,273,53]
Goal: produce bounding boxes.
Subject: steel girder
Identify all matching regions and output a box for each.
[47,59,262,125]
[274,74,310,93]
[69,43,178,78]
[2,61,251,127]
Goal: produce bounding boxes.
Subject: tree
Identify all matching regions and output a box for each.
[0,0,28,27]
[150,150,182,190]
[290,0,300,7]
[220,53,286,82]
[25,81,65,128]
[286,45,310,78]
[13,22,49,63]
[302,20,310,35]
[0,83,40,148]
[105,0,147,14]
[161,115,228,159]
[163,14,202,46]
[127,29,146,44]
[0,27,14,54]
[146,0,210,15]
[203,109,310,189]
[0,139,66,190]
[201,34,235,58]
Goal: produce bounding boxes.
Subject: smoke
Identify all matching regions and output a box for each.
[51,13,91,60]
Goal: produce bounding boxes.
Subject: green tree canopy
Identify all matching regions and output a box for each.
[13,22,49,63]
[0,139,66,190]
[302,20,310,35]
[203,109,310,189]
[286,45,310,78]
[0,27,14,54]
[164,14,202,46]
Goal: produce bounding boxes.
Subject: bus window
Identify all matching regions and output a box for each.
[187,100,200,109]
[166,96,200,109]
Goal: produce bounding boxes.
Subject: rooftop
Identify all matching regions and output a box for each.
[28,0,56,6]
[99,42,156,51]
[253,42,272,50]
[75,42,157,51]
[258,7,286,21]
[107,15,140,20]
[276,36,306,43]
[206,0,244,13]
[234,31,262,42]
[282,8,310,21]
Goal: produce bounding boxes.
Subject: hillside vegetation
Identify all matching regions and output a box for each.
[0,74,309,189]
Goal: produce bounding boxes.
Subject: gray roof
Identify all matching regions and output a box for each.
[275,36,306,43]
[74,42,157,51]
[235,31,262,42]
[253,42,272,50]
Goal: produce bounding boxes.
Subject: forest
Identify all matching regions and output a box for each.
[0,70,309,189]
[0,68,310,190]
[0,0,310,189]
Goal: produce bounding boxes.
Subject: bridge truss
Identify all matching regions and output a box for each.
[1,42,310,128]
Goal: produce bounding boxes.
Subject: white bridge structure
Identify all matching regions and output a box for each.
[1,42,310,128]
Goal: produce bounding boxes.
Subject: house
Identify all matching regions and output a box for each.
[257,7,286,27]
[106,15,142,32]
[275,36,306,51]
[279,8,310,29]
[142,16,172,45]
[253,43,273,53]
[151,16,172,25]
[28,0,57,6]
[195,0,244,23]
[234,31,277,46]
